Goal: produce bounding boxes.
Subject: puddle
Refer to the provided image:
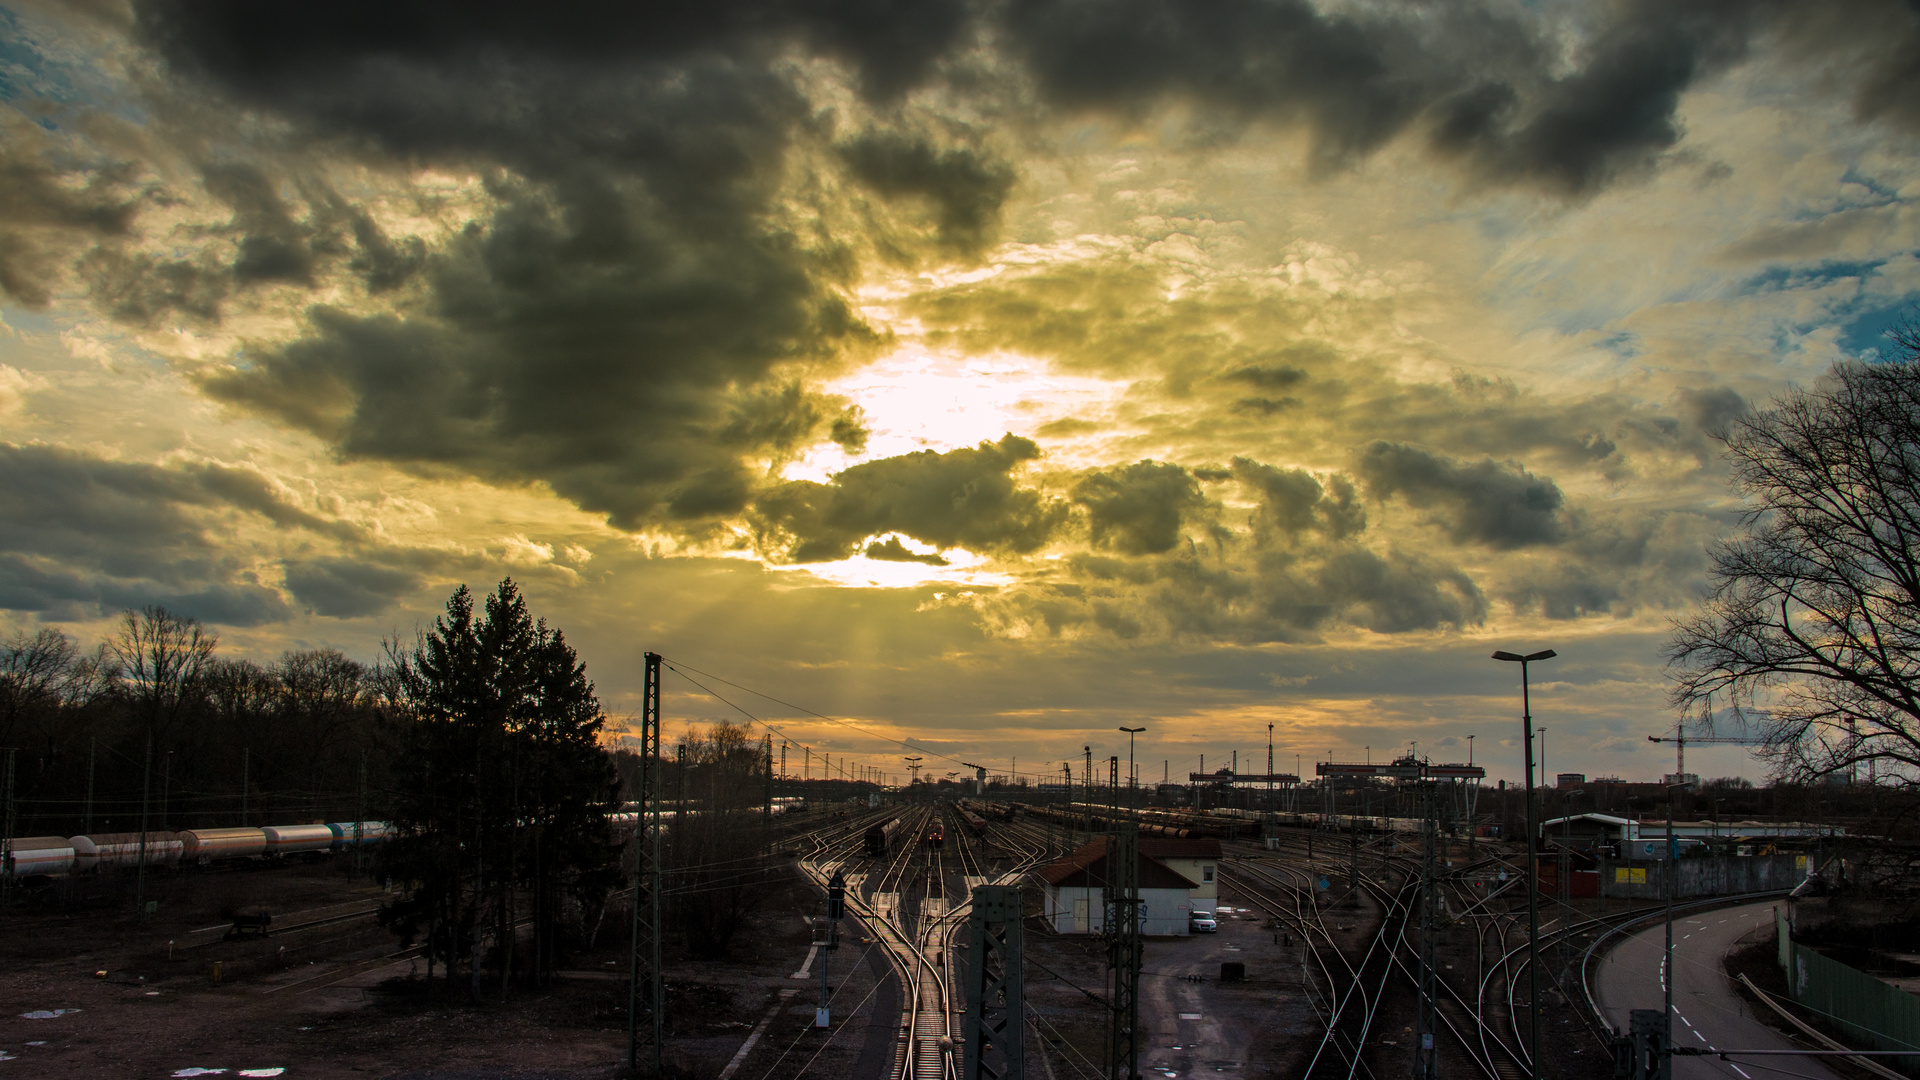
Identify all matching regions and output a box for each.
[240,1071,287,1078]
[26,1041,46,1046]
[1178,1013,1202,1020]
[173,1071,228,1077]
[19,1009,80,1019]
[0,1052,15,1062]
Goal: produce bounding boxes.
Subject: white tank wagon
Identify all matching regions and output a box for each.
[71,832,184,871]
[262,824,336,856]
[326,821,390,848]
[180,827,267,862]
[2,837,75,878]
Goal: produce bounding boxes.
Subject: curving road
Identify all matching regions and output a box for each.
[1592,899,1842,1080]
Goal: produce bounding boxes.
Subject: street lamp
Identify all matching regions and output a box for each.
[1493,647,1556,1080]
[1664,781,1695,1076]
[1119,727,1145,810]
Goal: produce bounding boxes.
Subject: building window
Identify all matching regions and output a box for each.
[1202,865,1215,883]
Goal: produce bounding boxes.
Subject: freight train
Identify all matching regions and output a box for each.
[864,816,906,857]
[1,821,390,882]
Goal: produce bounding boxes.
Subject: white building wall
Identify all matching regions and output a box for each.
[1158,857,1216,906]
[1044,885,1192,935]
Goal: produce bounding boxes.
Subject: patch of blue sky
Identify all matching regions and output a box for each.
[0,7,84,105]
[1593,332,1642,360]
[1839,299,1919,362]
[1740,259,1886,296]
[1837,166,1902,205]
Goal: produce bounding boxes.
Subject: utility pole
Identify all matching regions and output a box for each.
[355,750,368,876]
[1,747,15,911]
[962,884,1025,1080]
[1466,736,1475,861]
[160,749,173,831]
[1108,756,1120,828]
[134,733,154,921]
[240,746,248,827]
[1084,745,1094,833]
[627,653,665,1078]
[84,738,96,834]
[1104,822,1141,1080]
[1267,723,1275,842]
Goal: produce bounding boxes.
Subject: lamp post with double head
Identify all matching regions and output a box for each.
[1493,647,1556,1080]
[1120,727,1145,810]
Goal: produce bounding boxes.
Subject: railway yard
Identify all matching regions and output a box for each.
[0,800,1760,1079]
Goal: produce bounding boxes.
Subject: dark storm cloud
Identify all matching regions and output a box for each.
[840,130,1017,254]
[754,435,1067,562]
[68,0,1913,550]
[1678,386,1748,436]
[0,553,289,626]
[1229,458,1365,541]
[1356,442,1566,548]
[1026,541,1484,643]
[1072,460,1206,555]
[283,556,423,618]
[133,0,934,528]
[863,537,950,566]
[1002,0,1919,196]
[0,115,139,307]
[0,444,344,624]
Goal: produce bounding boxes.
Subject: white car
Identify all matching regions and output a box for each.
[1188,910,1218,933]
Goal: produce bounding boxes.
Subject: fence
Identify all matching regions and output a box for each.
[1779,913,1920,1074]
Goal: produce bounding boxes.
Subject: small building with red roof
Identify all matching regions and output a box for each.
[1037,835,1223,936]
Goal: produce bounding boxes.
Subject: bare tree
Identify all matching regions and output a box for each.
[667,721,775,957]
[108,606,216,740]
[1668,338,1920,783]
[0,628,76,750]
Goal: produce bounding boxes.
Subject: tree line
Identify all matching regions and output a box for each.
[2,579,782,996]
[0,608,395,836]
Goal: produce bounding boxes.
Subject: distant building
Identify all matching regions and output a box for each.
[1038,836,1222,935]
[1662,772,1701,786]
[1539,811,1841,855]
[1556,773,1586,788]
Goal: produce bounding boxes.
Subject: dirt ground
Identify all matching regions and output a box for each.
[0,856,833,1080]
[1020,880,1318,1078]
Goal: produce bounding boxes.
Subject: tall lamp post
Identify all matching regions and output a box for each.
[1664,781,1694,1077]
[1493,647,1556,1080]
[1119,727,1145,810]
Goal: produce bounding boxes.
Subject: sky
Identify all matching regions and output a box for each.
[0,0,1916,787]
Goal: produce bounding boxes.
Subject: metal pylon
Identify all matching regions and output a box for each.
[627,653,664,1077]
[962,884,1025,1080]
[1104,824,1141,1080]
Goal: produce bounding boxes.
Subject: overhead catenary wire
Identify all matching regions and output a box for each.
[660,656,1232,787]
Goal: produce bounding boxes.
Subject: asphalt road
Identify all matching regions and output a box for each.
[1138,903,1272,1077]
[1592,899,1842,1080]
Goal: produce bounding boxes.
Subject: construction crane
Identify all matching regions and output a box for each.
[1648,710,1768,783]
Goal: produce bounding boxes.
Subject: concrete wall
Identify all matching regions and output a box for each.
[1595,853,1810,899]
